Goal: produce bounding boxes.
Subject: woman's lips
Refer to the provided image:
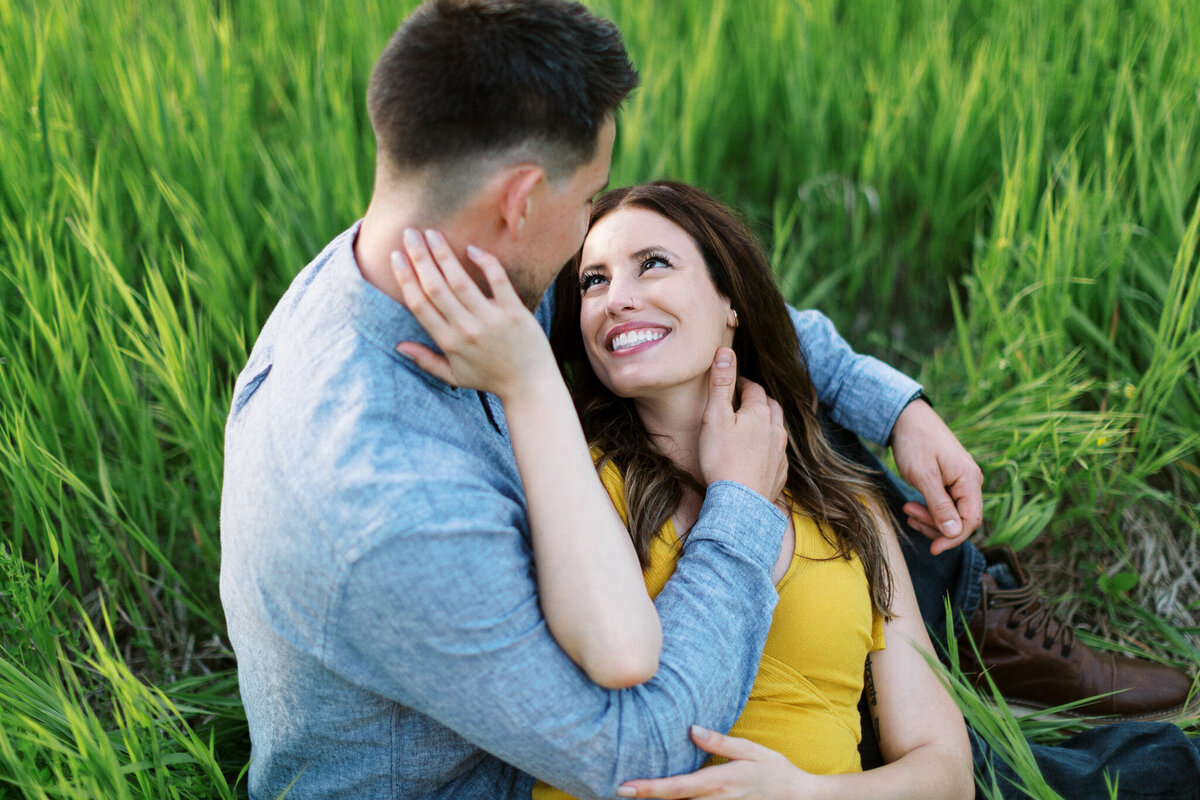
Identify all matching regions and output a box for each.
[604,323,671,355]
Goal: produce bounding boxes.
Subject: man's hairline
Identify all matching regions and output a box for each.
[379,113,615,217]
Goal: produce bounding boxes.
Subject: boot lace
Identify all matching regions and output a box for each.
[996,582,1076,657]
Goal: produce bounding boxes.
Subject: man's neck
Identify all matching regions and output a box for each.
[355,185,490,305]
[354,193,432,304]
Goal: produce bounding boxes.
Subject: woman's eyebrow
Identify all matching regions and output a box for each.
[580,245,680,275]
[630,246,678,262]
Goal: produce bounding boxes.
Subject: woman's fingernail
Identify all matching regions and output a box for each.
[404,228,421,247]
[466,244,483,259]
[691,724,711,740]
[616,787,637,798]
[424,228,443,246]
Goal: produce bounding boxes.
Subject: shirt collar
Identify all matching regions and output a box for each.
[326,220,463,395]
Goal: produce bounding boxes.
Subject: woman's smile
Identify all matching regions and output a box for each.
[606,323,670,354]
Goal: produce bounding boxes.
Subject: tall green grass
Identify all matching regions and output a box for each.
[1,0,1197,796]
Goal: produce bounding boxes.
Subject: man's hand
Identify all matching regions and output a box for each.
[698,348,788,503]
[889,399,982,554]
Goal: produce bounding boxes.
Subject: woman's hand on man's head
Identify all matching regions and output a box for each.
[391,229,557,402]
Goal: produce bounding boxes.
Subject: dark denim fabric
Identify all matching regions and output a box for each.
[826,416,1200,799]
[976,723,1200,800]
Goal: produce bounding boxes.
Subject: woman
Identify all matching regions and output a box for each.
[392,181,972,799]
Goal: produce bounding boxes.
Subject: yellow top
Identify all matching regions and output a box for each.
[532,458,885,800]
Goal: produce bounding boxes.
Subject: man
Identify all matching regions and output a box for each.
[221,2,1198,798]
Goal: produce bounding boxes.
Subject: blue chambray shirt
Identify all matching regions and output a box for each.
[220,222,921,799]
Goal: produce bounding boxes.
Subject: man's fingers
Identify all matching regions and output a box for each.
[907,516,941,540]
[735,376,768,411]
[909,466,963,539]
[766,398,786,446]
[902,503,940,534]
[702,348,737,424]
[950,469,985,537]
[395,342,457,386]
[930,534,965,555]
[766,398,788,500]
[904,502,968,554]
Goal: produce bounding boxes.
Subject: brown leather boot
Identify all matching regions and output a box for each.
[959,546,1200,722]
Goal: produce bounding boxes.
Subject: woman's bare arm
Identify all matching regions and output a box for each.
[394,230,661,688]
[837,505,974,798]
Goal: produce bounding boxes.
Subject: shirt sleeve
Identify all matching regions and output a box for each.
[870,610,886,653]
[535,285,556,334]
[788,306,923,445]
[328,477,786,800]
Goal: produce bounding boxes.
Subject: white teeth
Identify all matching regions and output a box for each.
[610,329,665,351]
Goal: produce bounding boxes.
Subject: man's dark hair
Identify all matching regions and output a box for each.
[368,0,639,211]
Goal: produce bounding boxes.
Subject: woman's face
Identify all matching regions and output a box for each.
[577,207,737,400]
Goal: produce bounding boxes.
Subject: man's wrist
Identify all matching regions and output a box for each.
[691,481,787,573]
[887,390,929,446]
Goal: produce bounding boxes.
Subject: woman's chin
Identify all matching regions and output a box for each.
[606,382,643,400]
[596,361,708,403]
[605,378,655,401]
[607,376,694,403]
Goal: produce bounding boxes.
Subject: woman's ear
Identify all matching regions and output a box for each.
[726,307,739,329]
[500,165,546,242]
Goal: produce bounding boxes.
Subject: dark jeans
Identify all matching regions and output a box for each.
[822,415,1200,800]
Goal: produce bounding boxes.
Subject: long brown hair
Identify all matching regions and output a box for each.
[551,181,893,617]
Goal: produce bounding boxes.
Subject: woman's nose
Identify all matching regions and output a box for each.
[605,275,639,314]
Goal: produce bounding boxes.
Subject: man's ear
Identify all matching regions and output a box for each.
[499,165,546,241]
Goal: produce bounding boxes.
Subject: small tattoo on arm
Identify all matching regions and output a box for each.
[865,659,881,742]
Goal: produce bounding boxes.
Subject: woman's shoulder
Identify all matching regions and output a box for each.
[787,506,850,562]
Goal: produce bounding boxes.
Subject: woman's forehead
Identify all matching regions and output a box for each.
[581,207,695,266]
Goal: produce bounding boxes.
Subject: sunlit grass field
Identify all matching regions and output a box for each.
[1,0,1197,796]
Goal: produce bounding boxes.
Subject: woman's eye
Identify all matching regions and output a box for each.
[579,272,608,292]
[640,256,670,272]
